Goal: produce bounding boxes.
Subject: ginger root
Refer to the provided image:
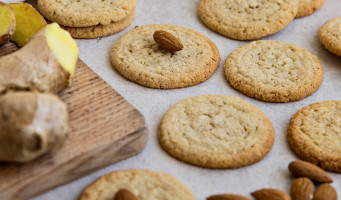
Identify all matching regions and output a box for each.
[9,2,47,46]
[0,92,69,162]
[0,4,16,45]
[0,23,79,94]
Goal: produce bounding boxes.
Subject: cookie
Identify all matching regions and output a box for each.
[287,101,341,173]
[198,0,298,40]
[37,0,136,27]
[61,9,135,39]
[158,95,274,168]
[319,17,341,56]
[78,169,196,200]
[224,40,324,103]
[296,0,325,18]
[110,24,220,89]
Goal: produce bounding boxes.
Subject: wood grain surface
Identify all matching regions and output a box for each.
[0,42,148,200]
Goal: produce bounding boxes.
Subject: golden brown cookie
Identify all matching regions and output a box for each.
[158,95,274,168]
[61,9,135,39]
[296,0,326,18]
[288,101,341,173]
[319,17,341,56]
[224,40,324,103]
[198,0,298,40]
[110,24,220,89]
[78,169,196,200]
[37,0,136,27]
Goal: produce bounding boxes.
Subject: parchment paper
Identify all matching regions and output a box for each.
[32,0,341,199]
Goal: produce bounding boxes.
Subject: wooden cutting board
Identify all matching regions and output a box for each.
[0,42,148,200]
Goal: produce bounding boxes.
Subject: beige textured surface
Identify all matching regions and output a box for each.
[78,169,196,200]
[288,101,341,173]
[296,0,325,18]
[37,0,136,27]
[158,95,274,168]
[111,24,220,89]
[319,17,341,56]
[62,9,135,39]
[198,0,298,40]
[224,40,324,103]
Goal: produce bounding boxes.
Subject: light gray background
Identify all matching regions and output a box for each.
[28,0,341,199]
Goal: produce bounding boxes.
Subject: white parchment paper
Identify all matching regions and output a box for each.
[32,0,341,199]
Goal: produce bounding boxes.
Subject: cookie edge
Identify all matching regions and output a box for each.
[287,100,341,173]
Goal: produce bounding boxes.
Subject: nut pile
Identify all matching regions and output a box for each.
[205,160,337,200]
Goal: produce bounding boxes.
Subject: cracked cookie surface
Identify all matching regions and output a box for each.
[79,169,196,200]
[158,95,274,168]
[37,0,136,27]
[111,24,220,89]
[198,0,298,40]
[287,101,341,173]
[224,40,324,102]
[319,17,341,56]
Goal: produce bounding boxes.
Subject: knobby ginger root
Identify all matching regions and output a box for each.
[0,92,69,162]
[0,23,79,94]
[0,4,16,45]
[9,2,47,46]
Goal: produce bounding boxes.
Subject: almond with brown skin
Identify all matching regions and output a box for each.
[114,189,139,200]
[290,177,314,200]
[288,160,333,183]
[313,184,337,200]
[207,194,250,200]
[251,188,291,200]
[153,30,184,52]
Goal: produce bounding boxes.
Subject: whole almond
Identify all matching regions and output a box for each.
[313,184,337,200]
[207,194,250,200]
[114,189,139,200]
[290,177,314,200]
[288,160,333,183]
[153,30,184,52]
[251,188,291,200]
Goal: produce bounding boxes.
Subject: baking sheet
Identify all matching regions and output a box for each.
[32,0,341,199]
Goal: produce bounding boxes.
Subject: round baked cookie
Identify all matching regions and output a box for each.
[296,0,326,18]
[158,95,274,168]
[224,40,324,103]
[37,0,136,27]
[198,0,298,40]
[288,101,341,173]
[78,169,196,200]
[319,17,341,56]
[62,9,135,39]
[110,24,220,89]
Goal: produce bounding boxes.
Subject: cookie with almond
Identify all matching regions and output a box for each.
[111,24,220,89]
[78,169,196,200]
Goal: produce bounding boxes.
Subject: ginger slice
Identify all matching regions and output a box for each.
[9,2,47,46]
[0,4,16,45]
